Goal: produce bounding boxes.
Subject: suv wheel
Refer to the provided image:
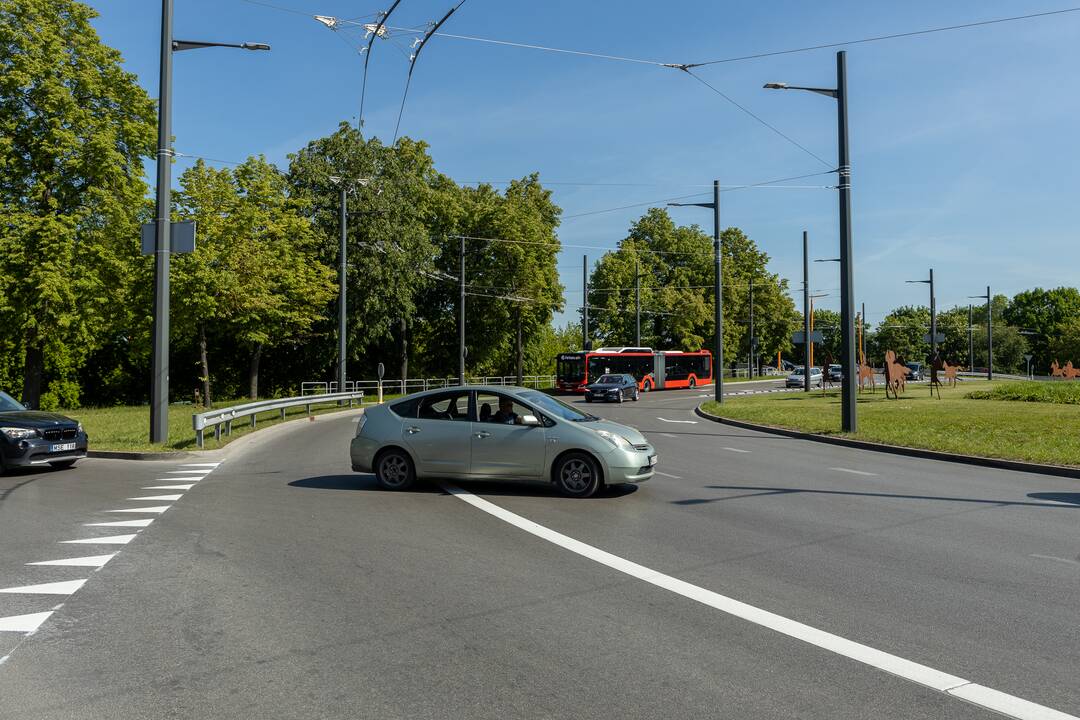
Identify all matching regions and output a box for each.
[554,453,601,498]
[375,449,415,491]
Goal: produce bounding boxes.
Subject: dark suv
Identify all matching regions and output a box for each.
[0,391,88,472]
[584,374,640,403]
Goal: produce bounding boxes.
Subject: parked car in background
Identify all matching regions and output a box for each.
[785,367,823,388]
[0,391,88,473]
[584,374,639,403]
[827,364,843,382]
[905,362,924,381]
[350,386,655,497]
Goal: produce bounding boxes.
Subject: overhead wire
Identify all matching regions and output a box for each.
[359,0,406,131]
[393,0,468,143]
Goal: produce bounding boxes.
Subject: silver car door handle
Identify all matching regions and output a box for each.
[474,431,491,439]
[406,426,421,434]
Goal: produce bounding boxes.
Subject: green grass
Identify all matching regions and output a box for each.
[65,396,377,453]
[701,380,1080,467]
[966,381,1080,404]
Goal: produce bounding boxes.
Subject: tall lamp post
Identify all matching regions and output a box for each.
[801,232,811,392]
[151,0,269,443]
[969,287,992,380]
[906,269,936,380]
[669,180,723,402]
[765,50,857,432]
[328,176,372,395]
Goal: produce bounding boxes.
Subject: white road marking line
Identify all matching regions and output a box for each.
[722,447,751,454]
[657,417,698,424]
[107,506,170,514]
[654,471,682,479]
[180,463,219,467]
[166,470,210,474]
[85,519,154,528]
[442,483,1078,720]
[660,433,678,438]
[1030,554,1080,566]
[142,484,195,491]
[0,611,53,634]
[27,554,116,568]
[0,580,86,596]
[154,477,203,482]
[127,494,183,501]
[830,467,878,477]
[61,534,137,545]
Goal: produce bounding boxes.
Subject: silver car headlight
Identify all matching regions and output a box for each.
[1,427,39,440]
[595,429,634,451]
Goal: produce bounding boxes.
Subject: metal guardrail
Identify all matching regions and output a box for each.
[192,391,364,448]
[302,376,557,399]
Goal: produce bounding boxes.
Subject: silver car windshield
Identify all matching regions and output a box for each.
[519,391,598,422]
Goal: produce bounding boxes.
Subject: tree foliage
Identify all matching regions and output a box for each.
[0,0,155,407]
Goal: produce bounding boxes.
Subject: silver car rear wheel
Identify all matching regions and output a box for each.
[375,449,415,491]
[554,453,601,498]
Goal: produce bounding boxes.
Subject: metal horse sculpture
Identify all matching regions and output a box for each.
[1051,360,1080,379]
[939,359,961,387]
[883,350,911,399]
[858,351,875,393]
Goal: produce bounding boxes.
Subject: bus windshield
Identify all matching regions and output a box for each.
[557,355,585,383]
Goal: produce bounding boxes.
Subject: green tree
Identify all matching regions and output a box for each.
[1004,287,1080,372]
[0,0,155,407]
[871,306,930,365]
[1047,317,1080,368]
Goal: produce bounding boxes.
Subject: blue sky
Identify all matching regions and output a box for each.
[93,1,1080,329]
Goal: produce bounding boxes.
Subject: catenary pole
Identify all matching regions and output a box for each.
[803,231,811,392]
[837,50,857,432]
[338,185,347,393]
[987,285,993,381]
[150,0,174,442]
[582,255,589,351]
[459,236,465,385]
[713,180,724,402]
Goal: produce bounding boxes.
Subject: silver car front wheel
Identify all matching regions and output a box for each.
[554,453,601,498]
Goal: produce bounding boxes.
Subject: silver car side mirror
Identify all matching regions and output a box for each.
[520,414,541,427]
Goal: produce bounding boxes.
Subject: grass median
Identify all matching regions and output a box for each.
[700,380,1080,467]
[66,396,386,453]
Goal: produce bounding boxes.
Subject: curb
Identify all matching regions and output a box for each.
[88,450,191,461]
[694,405,1080,480]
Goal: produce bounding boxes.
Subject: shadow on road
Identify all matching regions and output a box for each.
[672,484,1080,509]
[289,474,639,500]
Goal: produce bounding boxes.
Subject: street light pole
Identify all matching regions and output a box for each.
[459,235,466,385]
[668,180,723,402]
[968,304,974,372]
[150,2,269,442]
[803,231,811,392]
[765,50,856,431]
[969,287,992,380]
[582,255,589,351]
[150,0,175,443]
[338,184,347,393]
[635,257,641,346]
[748,277,754,378]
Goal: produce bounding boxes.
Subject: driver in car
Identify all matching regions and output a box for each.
[491,396,522,425]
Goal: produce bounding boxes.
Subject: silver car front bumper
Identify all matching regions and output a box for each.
[602,445,656,484]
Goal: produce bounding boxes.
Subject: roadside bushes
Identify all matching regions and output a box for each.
[965,382,1080,404]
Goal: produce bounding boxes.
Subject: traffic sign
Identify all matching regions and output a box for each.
[377,362,385,380]
[791,331,824,344]
[922,332,945,343]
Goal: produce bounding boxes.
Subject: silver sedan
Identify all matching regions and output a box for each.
[351,385,656,498]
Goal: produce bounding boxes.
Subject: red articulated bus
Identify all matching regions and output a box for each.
[556,347,713,393]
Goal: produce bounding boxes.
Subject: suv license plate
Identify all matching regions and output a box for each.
[51,442,76,452]
[648,455,657,466]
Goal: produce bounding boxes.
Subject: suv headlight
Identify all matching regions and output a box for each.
[1,427,39,440]
[595,429,633,451]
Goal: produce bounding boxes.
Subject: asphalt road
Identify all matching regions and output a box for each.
[0,385,1077,719]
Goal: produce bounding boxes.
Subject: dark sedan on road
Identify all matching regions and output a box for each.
[0,391,88,473]
[584,373,640,403]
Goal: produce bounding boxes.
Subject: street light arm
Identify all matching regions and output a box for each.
[814,258,841,263]
[172,40,271,52]
[763,82,837,99]
[667,202,716,209]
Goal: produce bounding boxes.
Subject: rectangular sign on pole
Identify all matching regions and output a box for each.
[141,221,196,255]
[791,331,824,344]
[922,332,945,343]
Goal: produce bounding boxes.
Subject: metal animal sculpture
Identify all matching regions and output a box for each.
[858,350,875,393]
[1065,361,1080,380]
[941,360,960,387]
[883,350,911,399]
[1051,360,1064,378]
